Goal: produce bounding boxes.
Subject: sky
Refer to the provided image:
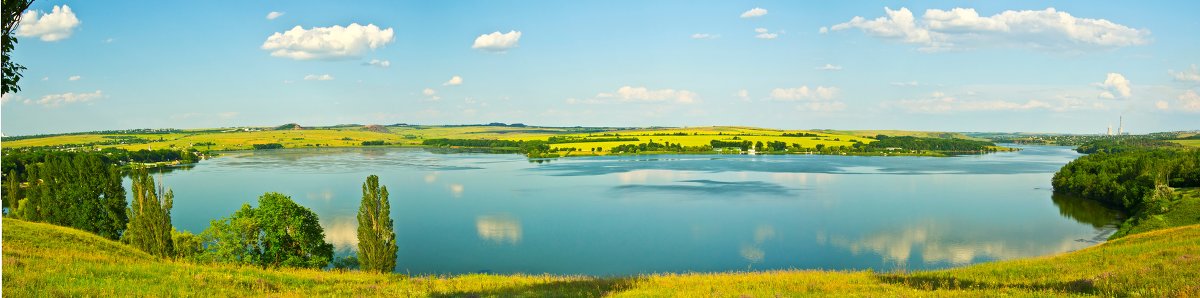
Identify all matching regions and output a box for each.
[1,1,1198,136]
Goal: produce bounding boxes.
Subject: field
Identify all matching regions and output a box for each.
[1172,139,1200,148]
[2,125,895,155]
[3,218,1198,296]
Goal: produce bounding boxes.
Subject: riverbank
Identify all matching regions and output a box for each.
[3,218,1196,296]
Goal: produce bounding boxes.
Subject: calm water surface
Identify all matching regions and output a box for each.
[144,145,1122,275]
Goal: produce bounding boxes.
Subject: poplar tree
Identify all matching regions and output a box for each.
[357,175,397,272]
[124,167,175,257]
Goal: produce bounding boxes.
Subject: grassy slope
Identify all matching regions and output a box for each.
[1113,188,1200,238]
[4,219,1198,297]
[1172,139,1200,148]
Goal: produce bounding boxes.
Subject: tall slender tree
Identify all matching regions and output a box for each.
[124,167,175,257]
[357,175,396,272]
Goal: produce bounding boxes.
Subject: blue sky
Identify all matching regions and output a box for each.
[2,1,1198,135]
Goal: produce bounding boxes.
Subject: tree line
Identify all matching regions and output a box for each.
[5,154,400,272]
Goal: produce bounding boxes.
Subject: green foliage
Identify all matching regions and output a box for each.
[360,140,387,146]
[1075,138,1182,154]
[123,167,175,258]
[2,0,34,94]
[172,229,203,260]
[867,135,996,152]
[1052,149,1200,211]
[14,153,127,240]
[198,193,333,269]
[332,254,361,271]
[252,143,284,150]
[5,170,20,214]
[357,175,397,273]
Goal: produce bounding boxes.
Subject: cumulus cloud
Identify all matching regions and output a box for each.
[1156,100,1169,110]
[422,88,441,101]
[889,91,1072,113]
[261,23,395,60]
[754,28,778,39]
[736,89,750,102]
[29,90,103,107]
[68,75,81,81]
[1170,65,1200,83]
[827,7,1150,52]
[690,33,718,39]
[769,86,839,101]
[472,31,522,52]
[591,86,697,104]
[443,75,463,86]
[795,102,847,112]
[1096,73,1131,99]
[1179,90,1200,112]
[266,11,284,20]
[816,64,843,71]
[1,93,21,105]
[364,59,390,68]
[16,5,81,42]
[303,74,334,81]
[741,7,768,18]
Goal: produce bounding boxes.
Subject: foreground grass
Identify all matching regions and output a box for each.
[4,219,1198,297]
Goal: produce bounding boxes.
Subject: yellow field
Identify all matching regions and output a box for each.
[2,125,964,155]
[1172,139,1200,148]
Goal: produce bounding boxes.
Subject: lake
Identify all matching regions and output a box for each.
[144,145,1123,275]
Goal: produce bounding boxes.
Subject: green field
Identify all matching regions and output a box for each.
[1,125,955,155]
[3,218,1198,296]
[1172,139,1200,148]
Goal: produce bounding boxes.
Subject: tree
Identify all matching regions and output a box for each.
[2,0,34,94]
[5,170,20,215]
[124,167,175,257]
[17,154,127,239]
[357,175,397,273]
[198,193,333,268]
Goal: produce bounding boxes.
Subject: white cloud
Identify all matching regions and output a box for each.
[1179,90,1200,112]
[472,31,522,52]
[1096,73,1131,99]
[443,75,463,86]
[68,75,81,81]
[266,11,284,20]
[16,5,81,42]
[103,38,115,43]
[592,86,697,104]
[29,90,103,107]
[690,33,718,39]
[816,64,843,71]
[741,7,768,18]
[261,23,395,60]
[1,93,21,105]
[736,89,750,102]
[364,59,391,68]
[1170,65,1200,83]
[769,86,839,101]
[890,91,1069,113]
[1156,100,1170,110]
[828,7,1150,52]
[754,28,779,39]
[422,88,441,101]
[303,74,334,81]
[891,81,920,87]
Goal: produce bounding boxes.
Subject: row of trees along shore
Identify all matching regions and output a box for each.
[1052,138,1200,237]
[3,153,399,272]
[423,134,1000,157]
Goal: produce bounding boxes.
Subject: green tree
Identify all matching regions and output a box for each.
[5,170,20,216]
[2,0,34,94]
[18,154,127,239]
[172,229,203,260]
[123,167,175,257]
[357,175,397,273]
[199,192,333,269]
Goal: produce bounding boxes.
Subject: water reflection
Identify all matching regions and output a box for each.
[476,214,522,245]
[1051,193,1125,229]
[323,216,359,252]
[449,184,465,198]
[741,224,776,264]
[823,221,1086,267]
[611,180,796,197]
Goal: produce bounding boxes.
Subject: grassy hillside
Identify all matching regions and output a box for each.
[4,218,1198,297]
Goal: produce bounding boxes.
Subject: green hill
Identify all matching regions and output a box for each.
[3,218,1198,297]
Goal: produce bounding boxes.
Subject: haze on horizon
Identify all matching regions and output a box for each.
[1,1,1198,136]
